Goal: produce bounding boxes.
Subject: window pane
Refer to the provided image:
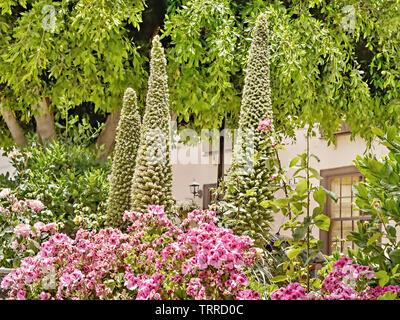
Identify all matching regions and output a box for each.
[342,220,354,255]
[331,177,341,196]
[353,207,360,217]
[341,197,352,218]
[330,220,342,252]
[330,199,341,218]
[341,176,352,197]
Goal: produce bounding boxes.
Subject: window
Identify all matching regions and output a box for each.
[202,183,217,209]
[320,166,369,255]
[319,121,351,138]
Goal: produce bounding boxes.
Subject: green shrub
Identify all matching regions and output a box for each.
[350,128,400,286]
[0,192,56,268]
[0,117,110,235]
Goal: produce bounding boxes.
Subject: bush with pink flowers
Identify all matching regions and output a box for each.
[1,206,261,300]
[270,257,400,300]
[0,191,58,268]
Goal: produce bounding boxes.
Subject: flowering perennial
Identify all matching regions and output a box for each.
[1,206,260,300]
[271,257,399,300]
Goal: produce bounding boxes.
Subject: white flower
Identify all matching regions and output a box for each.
[0,188,11,199]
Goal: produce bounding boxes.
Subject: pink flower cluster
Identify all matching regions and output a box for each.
[13,222,56,238]
[2,206,260,300]
[271,283,306,300]
[271,257,399,300]
[159,210,258,299]
[359,285,400,300]
[320,256,374,300]
[14,224,33,237]
[236,289,260,300]
[1,228,137,300]
[258,118,272,131]
[27,200,45,213]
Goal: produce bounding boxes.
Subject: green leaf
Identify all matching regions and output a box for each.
[389,250,400,265]
[313,187,327,206]
[366,232,382,246]
[309,168,322,180]
[289,156,300,167]
[313,214,330,231]
[392,264,400,276]
[296,179,308,195]
[377,291,398,300]
[287,248,303,260]
[387,225,396,239]
[387,126,397,142]
[321,186,338,202]
[272,198,290,208]
[375,270,390,287]
[293,226,308,241]
[372,127,384,137]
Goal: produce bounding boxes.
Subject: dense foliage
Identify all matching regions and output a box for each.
[350,129,400,286]
[163,0,400,141]
[2,1,400,146]
[0,0,148,112]
[260,146,332,290]
[0,119,110,235]
[130,36,174,213]
[106,88,141,228]
[0,192,57,268]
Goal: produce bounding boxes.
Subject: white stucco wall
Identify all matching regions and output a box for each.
[171,128,390,238]
[273,128,388,238]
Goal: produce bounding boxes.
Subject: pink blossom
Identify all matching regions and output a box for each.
[40,292,51,300]
[27,200,45,213]
[17,289,26,300]
[258,118,272,131]
[14,223,32,237]
[11,240,19,250]
[3,207,260,300]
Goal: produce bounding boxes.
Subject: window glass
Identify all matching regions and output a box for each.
[326,172,364,254]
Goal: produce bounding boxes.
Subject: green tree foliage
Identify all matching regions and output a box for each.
[130,35,174,213]
[163,0,242,131]
[106,88,141,228]
[2,1,399,146]
[163,0,400,142]
[0,0,148,115]
[223,14,279,245]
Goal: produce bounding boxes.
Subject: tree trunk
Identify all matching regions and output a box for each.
[0,104,27,148]
[96,108,121,162]
[33,97,57,144]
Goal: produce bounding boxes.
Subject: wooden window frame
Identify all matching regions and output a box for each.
[202,183,217,209]
[320,166,366,255]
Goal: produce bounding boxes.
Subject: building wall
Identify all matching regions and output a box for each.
[171,128,389,239]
